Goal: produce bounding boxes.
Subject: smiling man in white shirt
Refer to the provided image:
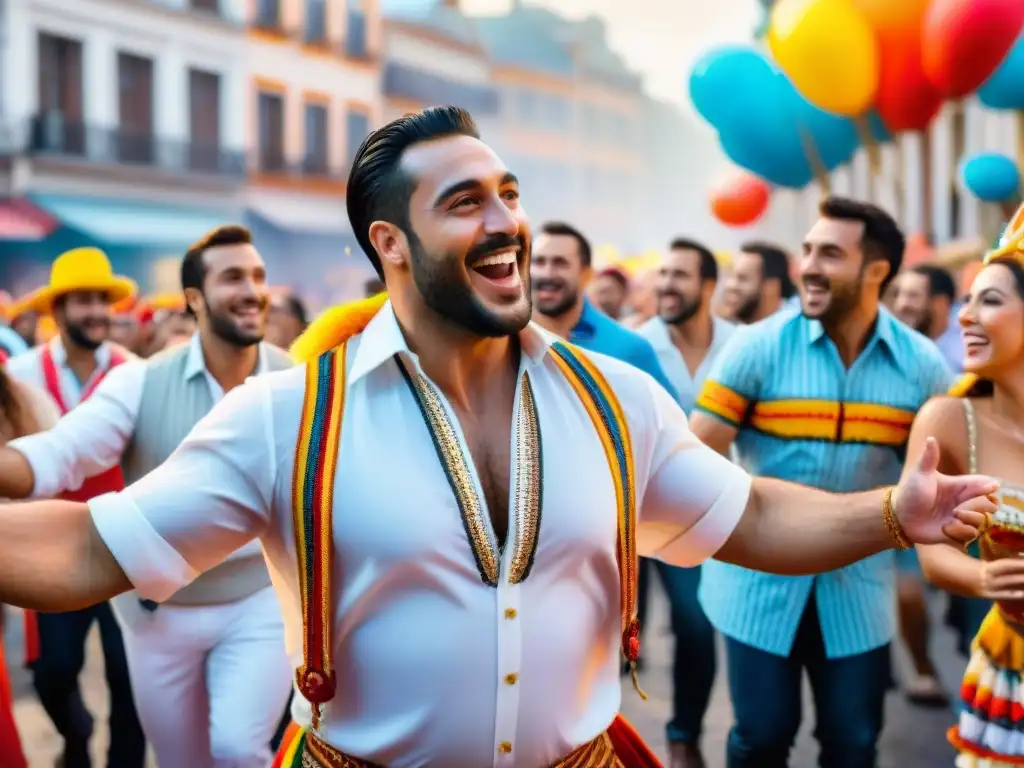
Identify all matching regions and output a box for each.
[0,226,293,768]
[0,107,1000,768]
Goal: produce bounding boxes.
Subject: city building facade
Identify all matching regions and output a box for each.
[0,0,250,294]
[243,0,383,307]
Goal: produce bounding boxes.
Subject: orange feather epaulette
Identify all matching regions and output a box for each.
[289,292,388,364]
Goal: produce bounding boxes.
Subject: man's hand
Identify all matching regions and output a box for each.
[892,436,999,546]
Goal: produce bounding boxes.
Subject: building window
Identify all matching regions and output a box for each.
[188,69,221,172]
[258,91,286,172]
[346,0,368,58]
[35,32,84,155]
[255,0,280,29]
[346,110,369,165]
[304,103,329,174]
[117,52,155,164]
[306,0,327,43]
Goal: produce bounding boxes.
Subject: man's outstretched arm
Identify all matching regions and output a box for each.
[0,501,131,611]
[638,380,996,573]
[0,375,278,612]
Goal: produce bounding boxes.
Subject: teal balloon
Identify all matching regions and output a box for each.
[689,46,777,129]
[979,34,1024,110]
[696,47,860,188]
[961,153,1020,203]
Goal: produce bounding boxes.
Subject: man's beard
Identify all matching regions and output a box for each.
[734,293,761,324]
[802,277,860,324]
[65,318,108,351]
[916,308,934,335]
[409,230,532,338]
[659,293,701,326]
[532,279,577,319]
[208,303,265,347]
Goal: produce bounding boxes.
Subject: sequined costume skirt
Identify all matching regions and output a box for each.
[273,713,662,768]
[950,607,1024,766]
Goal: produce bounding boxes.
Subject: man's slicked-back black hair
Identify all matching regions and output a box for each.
[347,106,480,279]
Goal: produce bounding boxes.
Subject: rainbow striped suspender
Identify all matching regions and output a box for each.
[292,343,348,730]
[289,339,645,732]
[549,340,645,699]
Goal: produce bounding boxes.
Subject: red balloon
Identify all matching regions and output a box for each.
[923,0,1024,99]
[710,172,771,227]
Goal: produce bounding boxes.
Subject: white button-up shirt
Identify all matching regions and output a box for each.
[637,315,737,415]
[9,334,271,498]
[88,302,751,768]
[5,337,121,411]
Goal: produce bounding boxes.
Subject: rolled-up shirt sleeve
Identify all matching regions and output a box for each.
[89,376,278,602]
[9,362,145,498]
[638,376,751,566]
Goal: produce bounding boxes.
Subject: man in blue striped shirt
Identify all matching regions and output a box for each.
[691,197,953,768]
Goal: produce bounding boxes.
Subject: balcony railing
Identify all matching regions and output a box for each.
[344,11,369,58]
[383,63,499,115]
[28,113,246,179]
[255,151,345,180]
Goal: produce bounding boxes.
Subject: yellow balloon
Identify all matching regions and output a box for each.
[768,0,880,116]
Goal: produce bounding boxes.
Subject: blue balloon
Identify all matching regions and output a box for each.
[695,46,860,188]
[688,46,778,129]
[979,34,1024,110]
[719,129,814,189]
[961,153,1021,203]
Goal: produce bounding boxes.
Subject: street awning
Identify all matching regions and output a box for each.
[0,198,57,241]
[29,193,242,249]
[246,192,350,235]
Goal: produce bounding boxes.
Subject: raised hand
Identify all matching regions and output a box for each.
[892,437,999,546]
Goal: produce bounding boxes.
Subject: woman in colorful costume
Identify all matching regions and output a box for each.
[905,201,1024,766]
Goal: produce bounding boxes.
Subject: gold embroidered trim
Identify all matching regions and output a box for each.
[398,358,500,586]
[509,374,542,584]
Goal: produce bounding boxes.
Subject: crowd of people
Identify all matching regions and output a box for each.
[0,105,1017,768]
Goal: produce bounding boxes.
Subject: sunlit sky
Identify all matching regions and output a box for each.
[460,0,760,107]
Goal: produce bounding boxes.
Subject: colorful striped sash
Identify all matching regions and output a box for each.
[292,343,348,730]
[289,337,645,733]
[549,341,644,698]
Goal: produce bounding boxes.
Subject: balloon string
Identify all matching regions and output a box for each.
[855,116,881,176]
[797,125,830,198]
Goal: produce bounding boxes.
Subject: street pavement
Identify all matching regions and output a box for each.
[6,583,963,767]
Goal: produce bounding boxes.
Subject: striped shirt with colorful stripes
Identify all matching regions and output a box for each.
[695,307,953,658]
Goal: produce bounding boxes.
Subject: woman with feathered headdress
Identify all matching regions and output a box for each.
[902,202,1024,764]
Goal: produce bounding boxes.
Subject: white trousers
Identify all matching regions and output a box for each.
[113,586,292,768]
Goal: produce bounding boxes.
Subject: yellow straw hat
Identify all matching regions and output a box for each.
[23,247,136,315]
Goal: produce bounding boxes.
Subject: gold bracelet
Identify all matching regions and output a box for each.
[882,487,912,550]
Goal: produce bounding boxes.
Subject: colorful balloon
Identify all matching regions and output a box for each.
[979,33,1024,109]
[768,0,880,116]
[852,0,942,132]
[688,46,776,128]
[710,172,772,227]
[960,152,1021,202]
[923,0,1024,99]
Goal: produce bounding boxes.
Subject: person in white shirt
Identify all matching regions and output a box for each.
[636,239,737,768]
[0,106,1000,768]
[0,226,293,768]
